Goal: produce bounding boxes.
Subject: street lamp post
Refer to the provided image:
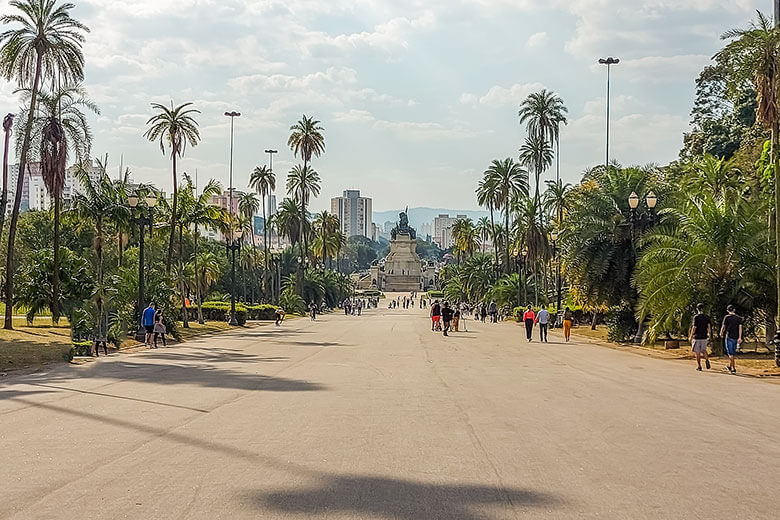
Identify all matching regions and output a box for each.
[627,190,658,343]
[128,192,158,342]
[264,148,278,301]
[598,57,619,170]
[551,230,561,324]
[225,111,241,326]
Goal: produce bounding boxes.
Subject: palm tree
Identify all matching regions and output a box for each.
[484,158,528,275]
[0,113,14,240]
[143,101,200,274]
[519,133,554,204]
[452,218,480,261]
[717,11,780,329]
[274,197,303,247]
[17,83,98,322]
[72,157,128,339]
[172,260,194,328]
[313,210,341,267]
[288,115,325,170]
[286,164,321,292]
[238,191,260,248]
[518,89,568,183]
[476,174,501,270]
[476,216,491,254]
[248,164,276,273]
[0,0,88,330]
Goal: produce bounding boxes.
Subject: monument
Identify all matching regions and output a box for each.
[374,209,423,292]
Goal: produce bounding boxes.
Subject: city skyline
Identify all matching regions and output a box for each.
[0,1,763,213]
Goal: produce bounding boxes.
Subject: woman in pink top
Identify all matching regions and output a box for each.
[523,305,535,342]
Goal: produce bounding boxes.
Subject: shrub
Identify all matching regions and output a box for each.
[71,341,93,357]
[426,290,444,299]
[245,304,279,320]
[605,306,637,342]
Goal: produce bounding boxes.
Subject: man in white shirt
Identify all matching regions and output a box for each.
[536,306,551,343]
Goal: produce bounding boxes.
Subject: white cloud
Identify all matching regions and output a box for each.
[372,120,475,140]
[527,31,549,48]
[333,109,375,122]
[461,82,547,108]
[614,54,712,83]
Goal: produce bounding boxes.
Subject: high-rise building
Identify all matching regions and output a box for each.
[209,189,243,217]
[330,189,372,239]
[433,214,467,249]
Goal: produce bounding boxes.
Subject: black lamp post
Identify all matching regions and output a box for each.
[551,230,561,322]
[598,56,619,170]
[128,192,157,342]
[227,228,243,326]
[627,190,658,343]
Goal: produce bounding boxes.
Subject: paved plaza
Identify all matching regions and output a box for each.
[2,297,779,519]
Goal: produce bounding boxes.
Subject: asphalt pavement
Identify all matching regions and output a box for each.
[2,296,779,519]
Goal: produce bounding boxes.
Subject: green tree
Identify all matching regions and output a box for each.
[518,89,568,195]
[286,164,320,292]
[0,113,14,240]
[248,164,276,274]
[483,158,528,275]
[143,101,200,274]
[519,133,554,204]
[0,0,88,330]
[17,83,98,322]
[476,174,500,269]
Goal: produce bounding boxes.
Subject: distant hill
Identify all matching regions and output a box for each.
[373,207,489,230]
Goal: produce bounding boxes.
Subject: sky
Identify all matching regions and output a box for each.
[0,0,767,213]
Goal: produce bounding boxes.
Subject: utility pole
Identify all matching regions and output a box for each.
[598,57,619,170]
[775,0,780,26]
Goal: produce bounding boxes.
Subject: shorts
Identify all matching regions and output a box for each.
[432,316,440,322]
[724,337,738,356]
[691,339,708,354]
[145,325,154,334]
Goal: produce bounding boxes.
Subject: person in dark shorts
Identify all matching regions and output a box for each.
[719,305,742,374]
[688,303,711,371]
[142,302,156,346]
[441,301,454,336]
[480,304,487,323]
[430,300,442,331]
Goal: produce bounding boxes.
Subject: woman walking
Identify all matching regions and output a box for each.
[523,305,535,342]
[563,306,574,342]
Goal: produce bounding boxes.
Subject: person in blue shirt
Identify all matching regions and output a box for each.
[142,303,156,347]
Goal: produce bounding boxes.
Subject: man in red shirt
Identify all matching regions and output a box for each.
[523,305,535,342]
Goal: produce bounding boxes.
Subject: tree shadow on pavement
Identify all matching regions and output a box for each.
[250,473,564,520]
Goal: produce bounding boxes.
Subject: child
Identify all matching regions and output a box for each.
[153,315,167,348]
[275,308,286,326]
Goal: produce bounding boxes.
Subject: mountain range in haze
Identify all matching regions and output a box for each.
[373,207,489,232]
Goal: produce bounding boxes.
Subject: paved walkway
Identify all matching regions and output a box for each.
[2,299,779,519]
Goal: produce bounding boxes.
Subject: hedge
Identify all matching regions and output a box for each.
[196,302,280,325]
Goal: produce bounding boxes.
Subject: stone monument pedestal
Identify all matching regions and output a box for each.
[381,234,422,292]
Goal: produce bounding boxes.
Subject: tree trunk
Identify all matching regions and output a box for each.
[96,218,104,341]
[166,153,178,273]
[51,194,61,324]
[773,121,780,337]
[5,52,43,330]
[118,230,123,267]
[489,206,499,276]
[591,311,598,330]
[262,189,268,300]
[0,124,11,241]
[181,280,189,328]
[504,206,511,275]
[193,225,204,324]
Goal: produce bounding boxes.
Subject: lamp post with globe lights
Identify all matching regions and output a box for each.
[227,227,243,326]
[128,191,158,341]
[628,190,659,343]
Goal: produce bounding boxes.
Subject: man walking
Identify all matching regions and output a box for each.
[441,301,454,337]
[523,305,535,342]
[430,300,441,331]
[689,303,711,371]
[489,301,497,323]
[536,305,550,342]
[142,302,156,347]
[719,305,742,374]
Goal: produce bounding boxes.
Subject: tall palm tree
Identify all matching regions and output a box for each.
[286,163,320,293]
[238,191,260,250]
[452,218,480,261]
[17,83,98,322]
[519,133,554,204]
[518,89,568,183]
[484,158,528,275]
[312,210,340,267]
[476,174,501,270]
[72,157,128,340]
[717,11,780,328]
[248,164,275,272]
[0,0,88,330]
[274,197,303,247]
[476,216,491,254]
[288,115,325,170]
[0,113,14,240]
[143,101,200,274]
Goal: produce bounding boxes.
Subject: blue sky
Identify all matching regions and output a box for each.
[0,0,765,212]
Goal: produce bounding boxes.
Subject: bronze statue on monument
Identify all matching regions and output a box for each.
[391,207,416,240]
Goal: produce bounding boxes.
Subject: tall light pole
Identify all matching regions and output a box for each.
[551,230,561,322]
[598,57,619,171]
[128,192,157,342]
[264,148,277,250]
[225,111,241,326]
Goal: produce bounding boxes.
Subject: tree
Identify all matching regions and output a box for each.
[312,210,341,267]
[143,101,200,274]
[0,113,14,240]
[717,10,780,331]
[17,83,98,322]
[0,0,88,330]
[286,163,320,293]
[288,115,325,291]
[274,197,304,247]
[238,191,260,249]
[248,164,275,274]
[451,218,480,261]
[519,133,554,204]
[476,174,500,270]
[518,89,567,188]
[483,158,528,275]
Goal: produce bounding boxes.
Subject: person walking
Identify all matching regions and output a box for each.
[430,300,441,331]
[453,305,461,332]
[480,304,487,323]
[141,302,156,347]
[563,306,574,342]
[719,305,742,374]
[689,303,711,371]
[441,301,454,337]
[536,305,550,342]
[523,305,535,342]
[460,302,469,332]
[488,301,498,323]
[275,307,285,326]
[153,314,167,348]
[309,302,317,321]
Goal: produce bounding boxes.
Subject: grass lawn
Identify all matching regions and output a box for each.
[0,317,72,372]
[177,321,232,341]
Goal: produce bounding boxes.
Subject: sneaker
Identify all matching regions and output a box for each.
[732,367,736,374]
[705,359,711,370]
[697,366,702,371]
